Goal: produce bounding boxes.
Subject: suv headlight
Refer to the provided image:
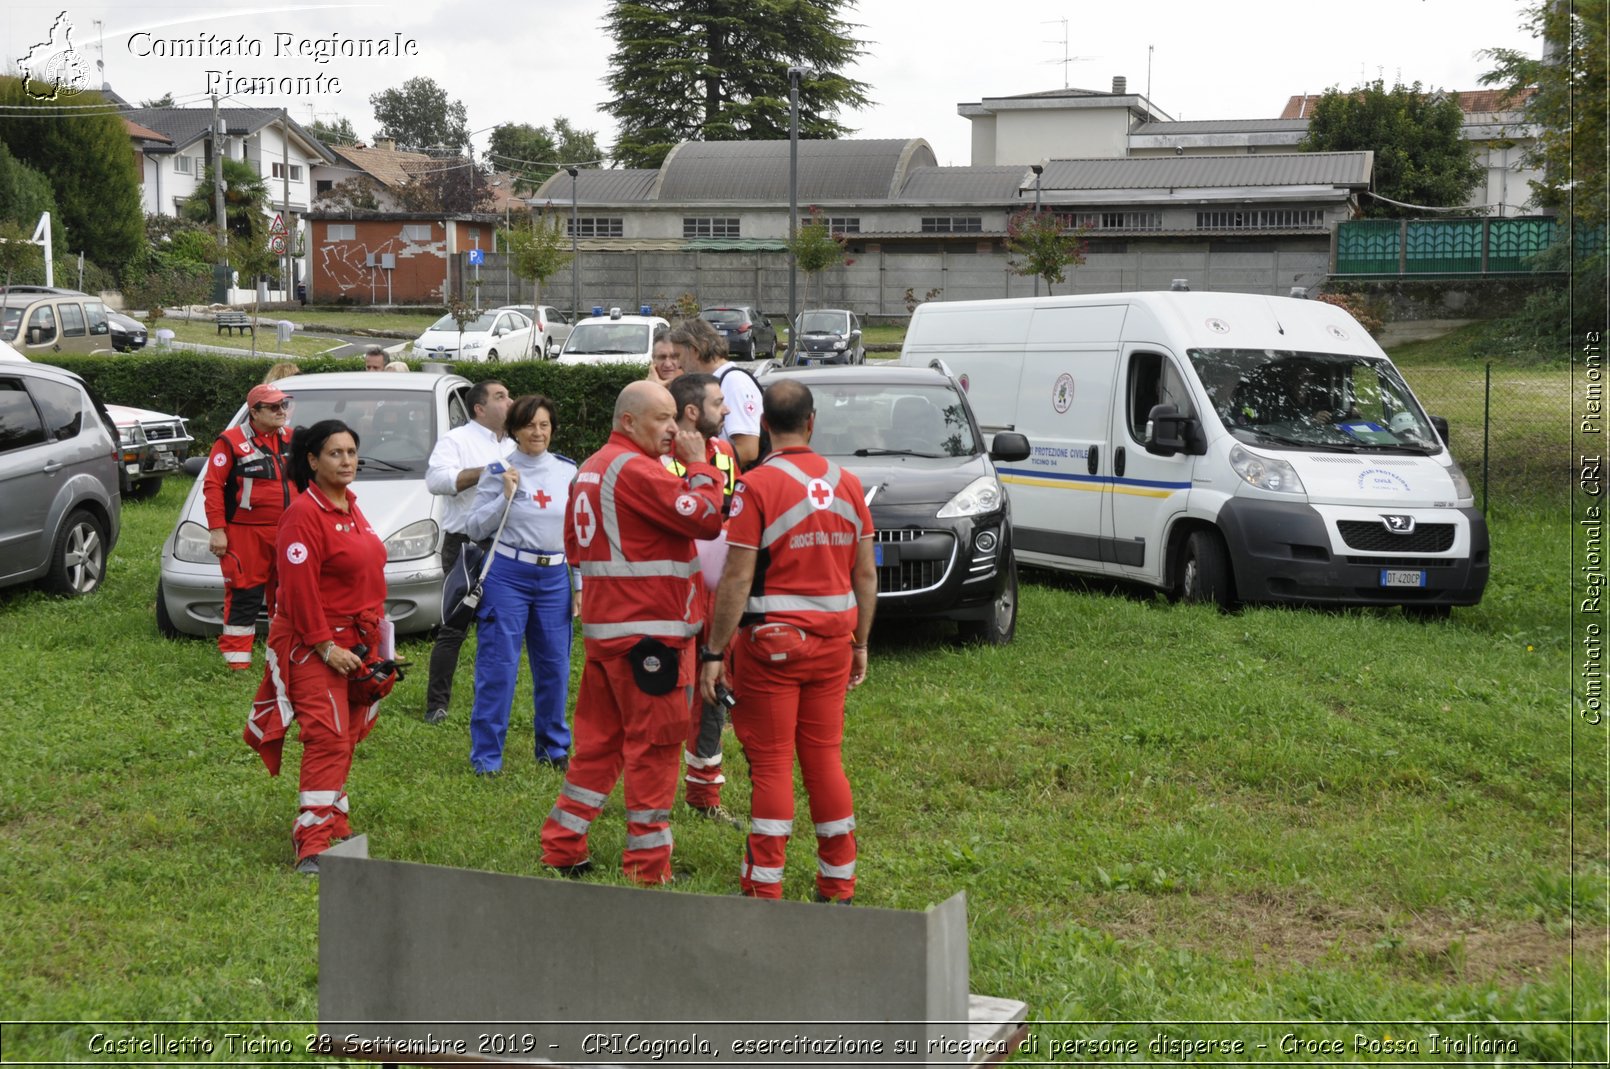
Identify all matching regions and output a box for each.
[937,475,1005,518]
[1447,462,1474,504]
[1229,444,1306,495]
[385,519,439,562]
[173,520,214,564]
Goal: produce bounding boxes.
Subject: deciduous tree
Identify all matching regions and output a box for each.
[603,0,871,168]
[488,119,603,192]
[788,206,848,307]
[370,77,469,154]
[503,212,574,329]
[1005,209,1086,294]
[307,114,359,147]
[1299,79,1484,217]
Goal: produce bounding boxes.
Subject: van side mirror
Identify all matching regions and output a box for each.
[990,431,1031,462]
[1430,415,1450,442]
[1145,404,1205,457]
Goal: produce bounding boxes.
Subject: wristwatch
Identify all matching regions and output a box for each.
[698,645,726,663]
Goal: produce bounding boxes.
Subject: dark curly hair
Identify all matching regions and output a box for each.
[289,419,359,491]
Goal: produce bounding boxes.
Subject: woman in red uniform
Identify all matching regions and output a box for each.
[244,419,390,874]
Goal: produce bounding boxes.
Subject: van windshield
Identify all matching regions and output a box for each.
[1189,348,1442,454]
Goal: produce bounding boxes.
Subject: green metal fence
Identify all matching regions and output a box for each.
[1334,216,1561,277]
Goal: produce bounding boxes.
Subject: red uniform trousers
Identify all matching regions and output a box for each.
[248,614,380,862]
[683,584,727,808]
[219,522,276,669]
[540,646,690,885]
[730,627,857,901]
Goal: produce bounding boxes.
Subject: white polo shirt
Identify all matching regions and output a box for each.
[426,419,514,536]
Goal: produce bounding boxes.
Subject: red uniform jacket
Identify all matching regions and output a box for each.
[203,423,296,529]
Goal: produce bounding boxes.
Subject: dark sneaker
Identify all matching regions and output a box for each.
[813,891,854,905]
[424,708,448,724]
[688,803,744,829]
[548,859,594,879]
[536,756,570,773]
[295,856,320,876]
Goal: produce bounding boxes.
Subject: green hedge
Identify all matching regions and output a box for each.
[37,353,649,458]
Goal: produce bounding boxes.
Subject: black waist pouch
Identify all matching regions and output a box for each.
[628,636,680,696]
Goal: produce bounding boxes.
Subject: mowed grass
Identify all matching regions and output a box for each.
[151,317,357,360]
[0,327,1601,1063]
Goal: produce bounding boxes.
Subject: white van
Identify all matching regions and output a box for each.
[900,291,1488,616]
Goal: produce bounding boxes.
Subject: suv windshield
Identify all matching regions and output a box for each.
[1190,347,1442,454]
[809,382,978,458]
[566,322,651,355]
[798,312,849,334]
[244,390,436,477]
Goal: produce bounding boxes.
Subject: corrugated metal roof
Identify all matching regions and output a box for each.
[899,166,1028,201]
[655,139,936,202]
[1037,152,1371,191]
[531,168,659,204]
[1132,118,1309,135]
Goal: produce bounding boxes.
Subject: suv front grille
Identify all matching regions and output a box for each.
[1337,520,1455,553]
[874,528,957,595]
[143,420,186,442]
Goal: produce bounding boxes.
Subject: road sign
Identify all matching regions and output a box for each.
[468,248,484,266]
[269,235,287,255]
[270,213,288,236]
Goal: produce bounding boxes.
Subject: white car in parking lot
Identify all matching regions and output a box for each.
[504,304,574,358]
[157,371,474,637]
[556,307,669,366]
[412,307,534,362]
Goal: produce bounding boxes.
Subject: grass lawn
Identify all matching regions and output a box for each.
[0,327,1600,1063]
[152,317,356,360]
[275,309,443,336]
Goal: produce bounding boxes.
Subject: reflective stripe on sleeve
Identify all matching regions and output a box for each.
[814,815,857,837]
[750,817,794,837]
[547,806,591,835]
[817,859,857,879]
[626,828,673,851]
[560,780,609,809]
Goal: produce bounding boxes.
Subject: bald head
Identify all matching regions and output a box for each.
[615,380,680,455]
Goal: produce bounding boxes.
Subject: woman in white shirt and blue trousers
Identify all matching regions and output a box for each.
[465,394,579,775]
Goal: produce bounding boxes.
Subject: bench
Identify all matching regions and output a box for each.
[215,312,254,337]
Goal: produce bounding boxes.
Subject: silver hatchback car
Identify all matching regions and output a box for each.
[156,370,473,637]
[0,362,122,596]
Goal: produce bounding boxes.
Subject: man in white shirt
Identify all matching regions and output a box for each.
[669,321,764,468]
[423,379,513,723]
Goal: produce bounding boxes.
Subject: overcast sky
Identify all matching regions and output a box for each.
[4,0,1539,167]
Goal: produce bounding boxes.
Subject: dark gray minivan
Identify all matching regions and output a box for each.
[0,362,122,596]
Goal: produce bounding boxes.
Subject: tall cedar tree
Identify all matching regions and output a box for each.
[1300,79,1484,217]
[604,0,871,168]
[370,77,470,154]
[0,78,144,272]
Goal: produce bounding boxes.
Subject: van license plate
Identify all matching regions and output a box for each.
[1380,569,1427,588]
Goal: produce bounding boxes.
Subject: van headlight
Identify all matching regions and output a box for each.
[173,520,214,563]
[385,519,439,562]
[1229,444,1306,494]
[937,475,1005,518]
[1447,462,1474,504]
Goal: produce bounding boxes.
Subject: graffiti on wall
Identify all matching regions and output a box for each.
[318,225,447,302]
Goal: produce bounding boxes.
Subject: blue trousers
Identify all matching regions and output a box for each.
[470,554,573,772]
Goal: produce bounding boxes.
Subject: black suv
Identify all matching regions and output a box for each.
[700,305,777,360]
[757,363,1031,643]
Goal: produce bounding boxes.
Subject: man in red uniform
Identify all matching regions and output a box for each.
[663,373,739,824]
[203,383,297,670]
[540,381,725,885]
[701,378,878,902]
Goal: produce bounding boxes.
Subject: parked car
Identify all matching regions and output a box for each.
[757,362,1031,643]
[557,307,670,365]
[104,403,193,500]
[412,308,534,362]
[0,290,116,357]
[700,305,778,360]
[157,370,473,638]
[504,304,573,358]
[791,308,865,365]
[108,310,148,352]
[0,361,122,596]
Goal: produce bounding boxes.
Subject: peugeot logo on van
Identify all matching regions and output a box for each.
[1382,514,1415,534]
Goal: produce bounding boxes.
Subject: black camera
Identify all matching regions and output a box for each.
[713,682,737,709]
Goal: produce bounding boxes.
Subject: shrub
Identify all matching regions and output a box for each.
[1312,291,1385,337]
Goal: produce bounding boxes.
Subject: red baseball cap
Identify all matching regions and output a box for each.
[247,384,288,407]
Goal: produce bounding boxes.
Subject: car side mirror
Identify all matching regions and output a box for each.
[27,327,42,345]
[990,431,1031,462]
[1145,404,1205,457]
[1430,414,1450,442]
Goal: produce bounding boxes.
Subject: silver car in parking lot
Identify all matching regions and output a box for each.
[156,370,473,637]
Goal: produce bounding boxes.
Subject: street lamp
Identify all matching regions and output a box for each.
[787,65,808,360]
[1030,163,1044,297]
[566,166,579,318]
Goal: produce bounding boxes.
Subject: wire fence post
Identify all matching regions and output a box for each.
[1482,361,1491,517]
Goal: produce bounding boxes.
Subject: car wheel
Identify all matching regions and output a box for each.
[487,350,500,363]
[125,479,162,502]
[156,578,180,638]
[959,558,1018,645]
[44,508,107,597]
[543,336,555,359]
[1179,529,1235,610]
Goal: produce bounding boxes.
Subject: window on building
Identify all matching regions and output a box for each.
[568,217,624,238]
[825,216,860,234]
[683,217,741,239]
[1195,209,1325,230]
[920,216,983,233]
[326,224,356,241]
[271,163,303,182]
[173,154,193,175]
[403,224,433,241]
[315,179,333,195]
[1068,211,1163,231]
